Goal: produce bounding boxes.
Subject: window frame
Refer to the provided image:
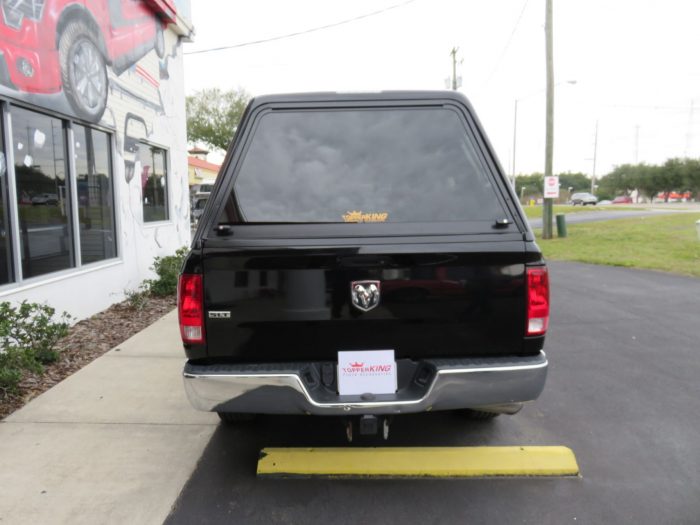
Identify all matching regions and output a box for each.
[70,123,119,266]
[10,108,77,278]
[0,102,14,285]
[0,99,120,291]
[138,141,171,225]
[203,101,522,240]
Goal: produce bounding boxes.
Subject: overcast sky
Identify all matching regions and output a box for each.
[183,0,700,177]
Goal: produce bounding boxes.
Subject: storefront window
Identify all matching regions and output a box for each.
[0,123,11,285]
[0,105,119,287]
[74,125,116,264]
[12,107,73,279]
[139,144,168,222]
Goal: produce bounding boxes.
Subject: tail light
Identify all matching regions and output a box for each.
[178,274,205,344]
[526,266,549,336]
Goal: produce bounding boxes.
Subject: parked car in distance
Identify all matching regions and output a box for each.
[612,196,633,204]
[597,200,612,205]
[191,195,209,224]
[570,192,598,206]
[31,193,59,205]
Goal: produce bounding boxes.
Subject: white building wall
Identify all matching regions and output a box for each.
[0,3,193,321]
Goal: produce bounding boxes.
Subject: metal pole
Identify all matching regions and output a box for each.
[591,120,598,194]
[450,47,458,91]
[542,0,555,240]
[2,102,23,282]
[685,100,694,157]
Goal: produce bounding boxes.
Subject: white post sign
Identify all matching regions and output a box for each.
[544,176,560,199]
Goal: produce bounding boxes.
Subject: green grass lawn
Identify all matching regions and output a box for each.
[536,213,700,277]
[18,204,67,226]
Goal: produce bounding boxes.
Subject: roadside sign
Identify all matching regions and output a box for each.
[544,176,559,199]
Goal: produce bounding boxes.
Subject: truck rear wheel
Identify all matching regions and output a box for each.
[217,411,256,424]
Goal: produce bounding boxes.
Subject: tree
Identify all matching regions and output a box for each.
[515,173,543,200]
[557,172,590,193]
[14,165,60,196]
[635,164,666,202]
[186,88,250,151]
[598,164,640,197]
[588,157,700,203]
[660,158,686,202]
[683,158,700,199]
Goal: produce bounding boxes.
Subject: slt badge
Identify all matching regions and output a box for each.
[350,280,381,312]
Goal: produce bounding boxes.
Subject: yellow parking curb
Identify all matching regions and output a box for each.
[257,446,579,478]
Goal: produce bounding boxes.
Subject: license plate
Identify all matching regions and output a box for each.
[337,350,397,395]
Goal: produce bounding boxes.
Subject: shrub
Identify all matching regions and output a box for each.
[143,246,188,297]
[0,301,71,396]
[0,350,25,396]
[124,286,150,311]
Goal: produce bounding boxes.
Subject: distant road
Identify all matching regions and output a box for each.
[528,207,697,228]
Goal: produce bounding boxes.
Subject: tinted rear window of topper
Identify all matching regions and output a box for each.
[223,107,506,224]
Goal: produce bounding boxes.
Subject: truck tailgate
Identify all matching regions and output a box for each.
[202,239,528,362]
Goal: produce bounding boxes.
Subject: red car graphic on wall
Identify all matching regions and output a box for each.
[0,0,169,122]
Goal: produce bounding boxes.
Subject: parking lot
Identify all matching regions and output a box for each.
[165,261,700,524]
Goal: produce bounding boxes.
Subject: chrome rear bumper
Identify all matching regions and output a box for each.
[183,352,548,416]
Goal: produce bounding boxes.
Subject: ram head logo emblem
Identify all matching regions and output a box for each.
[350,281,381,312]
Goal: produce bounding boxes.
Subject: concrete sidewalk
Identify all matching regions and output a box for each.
[0,310,218,525]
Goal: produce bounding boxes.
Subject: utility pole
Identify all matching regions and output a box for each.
[512,80,575,194]
[685,100,694,157]
[542,0,554,239]
[591,120,598,194]
[634,124,640,163]
[450,47,459,90]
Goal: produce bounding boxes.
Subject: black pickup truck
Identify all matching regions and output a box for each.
[179,91,549,439]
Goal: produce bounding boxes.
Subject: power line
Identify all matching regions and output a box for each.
[483,0,530,87]
[184,0,416,56]
[600,104,693,111]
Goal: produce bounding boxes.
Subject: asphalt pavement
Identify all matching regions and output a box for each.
[165,261,700,525]
[2,261,698,524]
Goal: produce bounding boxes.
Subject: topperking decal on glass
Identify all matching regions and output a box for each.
[350,280,381,312]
